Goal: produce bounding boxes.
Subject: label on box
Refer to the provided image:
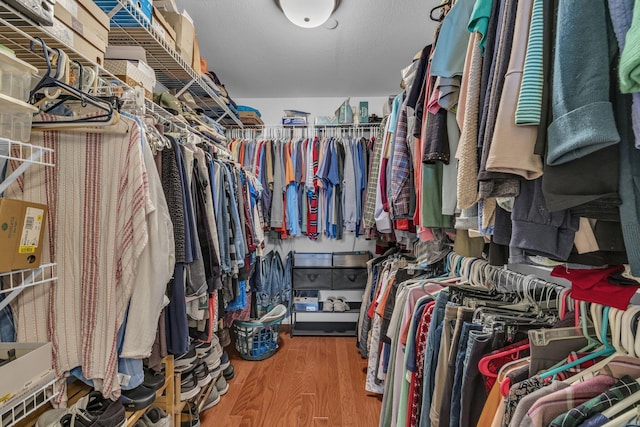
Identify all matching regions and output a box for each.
[0,393,11,404]
[71,17,84,36]
[46,18,74,47]
[19,207,43,254]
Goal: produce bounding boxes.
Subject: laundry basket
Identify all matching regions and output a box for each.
[233,304,287,361]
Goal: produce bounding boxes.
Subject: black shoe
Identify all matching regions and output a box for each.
[119,384,157,412]
[223,364,234,381]
[59,398,126,427]
[180,366,200,401]
[143,368,166,392]
[175,348,198,371]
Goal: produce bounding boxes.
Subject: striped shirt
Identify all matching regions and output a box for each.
[515,0,544,125]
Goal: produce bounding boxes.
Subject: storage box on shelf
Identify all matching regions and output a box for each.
[0,198,48,273]
[158,10,194,65]
[54,0,110,52]
[151,6,176,51]
[104,59,156,99]
[0,95,37,143]
[93,0,152,26]
[290,251,371,337]
[0,48,37,102]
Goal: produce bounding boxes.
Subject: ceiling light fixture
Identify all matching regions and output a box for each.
[276,0,340,29]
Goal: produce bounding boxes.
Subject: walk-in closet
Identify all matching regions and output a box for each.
[1,0,640,426]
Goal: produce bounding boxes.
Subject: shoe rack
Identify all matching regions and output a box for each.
[13,356,179,427]
[126,356,176,427]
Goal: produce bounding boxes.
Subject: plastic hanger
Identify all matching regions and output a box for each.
[602,390,640,425]
[478,340,530,378]
[29,38,115,127]
[540,306,615,380]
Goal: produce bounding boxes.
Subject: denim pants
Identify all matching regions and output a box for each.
[428,303,460,427]
[459,330,493,427]
[449,323,484,427]
[419,290,450,427]
[436,307,475,427]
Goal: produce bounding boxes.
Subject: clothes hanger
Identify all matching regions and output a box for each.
[602,405,640,427]
[540,305,615,380]
[29,38,116,127]
[429,0,451,22]
[601,387,640,424]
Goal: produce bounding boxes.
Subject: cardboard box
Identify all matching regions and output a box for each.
[0,199,47,273]
[105,59,156,93]
[192,35,201,76]
[282,116,307,126]
[0,343,53,407]
[46,17,105,65]
[160,11,195,65]
[54,0,109,51]
[152,6,176,51]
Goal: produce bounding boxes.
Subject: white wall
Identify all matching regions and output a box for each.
[234,96,392,125]
[264,233,376,260]
[236,96,384,255]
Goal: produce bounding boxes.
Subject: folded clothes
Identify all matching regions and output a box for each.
[237,105,261,117]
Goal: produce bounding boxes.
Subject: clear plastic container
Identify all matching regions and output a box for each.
[0,93,38,142]
[0,48,38,103]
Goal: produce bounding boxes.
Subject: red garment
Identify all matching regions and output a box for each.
[480,339,530,394]
[307,137,319,240]
[408,301,436,427]
[550,265,635,310]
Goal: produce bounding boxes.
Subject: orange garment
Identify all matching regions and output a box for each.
[477,383,501,427]
[375,275,397,318]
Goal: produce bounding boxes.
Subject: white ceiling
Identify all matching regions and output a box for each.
[175,0,438,99]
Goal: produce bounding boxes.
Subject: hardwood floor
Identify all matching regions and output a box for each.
[200,328,382,427]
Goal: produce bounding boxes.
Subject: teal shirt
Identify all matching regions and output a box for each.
[468,0,494,52]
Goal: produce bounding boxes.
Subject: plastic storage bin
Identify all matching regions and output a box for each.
[0,48,38,102]
[0,94,37,142]
[94,0,152,26]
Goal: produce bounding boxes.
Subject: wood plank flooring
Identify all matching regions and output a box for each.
[200,328,382,427]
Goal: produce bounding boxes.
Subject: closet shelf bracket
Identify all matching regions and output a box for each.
[0,139,55,195]
[0,263,57,312]
[175,78,196,98]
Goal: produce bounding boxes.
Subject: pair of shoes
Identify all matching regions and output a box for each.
[175,347,198,372]
[200,374,229,412]
[143,367,165,392]
[322,296,350,312]
[132,406,170,427]
[216,328,231,348]
[201,385,220,411]
[180,361,213,401]
[215,375,229,396]
[120,383,157,411]
[180,402,200,427]
[223,364,234,381]
[37,391,126,427]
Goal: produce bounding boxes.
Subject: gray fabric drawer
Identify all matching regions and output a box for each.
[332,252,370,267]
[331,268,368,290]
[293,268,332,289]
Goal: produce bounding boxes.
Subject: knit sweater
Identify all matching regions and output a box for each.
[546,0,620,165]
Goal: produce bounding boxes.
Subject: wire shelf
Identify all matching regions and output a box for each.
[106,0,243,127]
[0,139,54,168]
[0,263,57,294]
[0,374,58,427]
